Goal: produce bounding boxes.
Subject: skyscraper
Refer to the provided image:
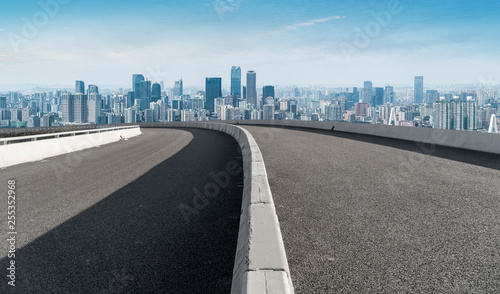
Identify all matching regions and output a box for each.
[362,81,372,104]
[88,85,99,95]
[263,104,274,120]
[152,83,161,102]
[139,80,151,110]
[0,96,6,108]
[414,76,424,104]
[384,86,394,104]
[373,87,384,107]
[60,94,75,122]
[74,94,88,123]
[88,94,102,124]
[246,71,257,108]
[174,79,183,97]
[205,77,222,113]
[262,86,275,100]
[75,81,85,94]
[426,90,439,104]
[231,66,241,100]
[133,74,145,101]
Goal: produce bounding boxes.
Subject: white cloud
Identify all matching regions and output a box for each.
[270,15,345,34]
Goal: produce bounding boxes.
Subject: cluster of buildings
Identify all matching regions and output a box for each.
[1,71,499,133]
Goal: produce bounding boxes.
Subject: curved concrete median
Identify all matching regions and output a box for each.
[142,122,294,294]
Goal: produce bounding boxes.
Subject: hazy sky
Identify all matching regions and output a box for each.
[1,0,499,89]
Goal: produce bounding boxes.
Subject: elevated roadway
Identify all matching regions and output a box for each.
[0,128,243,293]
[241,125,500,293]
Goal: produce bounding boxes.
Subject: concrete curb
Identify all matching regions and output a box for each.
[0,126,142,168]
[140,122,294,294]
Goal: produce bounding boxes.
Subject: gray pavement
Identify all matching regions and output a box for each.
[0,128,243,293]
[242,125,500,294]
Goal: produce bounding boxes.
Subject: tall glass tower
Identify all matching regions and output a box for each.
[174,79,183,97]
[75,80,85,94]
[246,71,257,109]
[206,77,222,113]
[139,80,151,110]
[414,76,424,104]
[132,74,145,97]
[152,83,161,102]
[231,66,241,102]
[362,81,372,104]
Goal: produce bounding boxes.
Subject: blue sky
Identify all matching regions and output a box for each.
[0,0,499,89]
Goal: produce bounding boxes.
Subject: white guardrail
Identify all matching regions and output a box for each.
[0,125,140,145]
[0,126,141,168]
[141,122,295,294]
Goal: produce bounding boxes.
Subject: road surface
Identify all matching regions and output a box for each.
[0,128,243,293]
[242,125,500,294]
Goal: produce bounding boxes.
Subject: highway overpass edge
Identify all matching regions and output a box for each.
[142,122,295,294]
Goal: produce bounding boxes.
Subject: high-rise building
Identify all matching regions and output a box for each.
[355,102,368,117]
[125,108,137,123]
[384,86,394,104]
[0,97,7,109]
[466,101,477,130]
[426,90,439,104]
[242,86,247,100]
[432,100,477,130]
[88,94,102,124]
[325,104,342,121]
[414,76,424,104]
[132,74,145,97]
[60,94,75,123]
[174,79,183,97]
[205,77,222,113]
[262,85,275,101]
[263,104,274,120]
[75,81,85,94]
[74,94,88,123]
[152,83,161,102]
[88,85,99,95]
[0,96,6,108]
[373,87,384,107]
[362,81,372,104]
[246,71,257,108]
[139,80,151,110]
[231,66,241,103]
[22,107,35,122]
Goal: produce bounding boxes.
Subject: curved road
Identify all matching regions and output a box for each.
[0,128,243,293]
[242,125,500,294]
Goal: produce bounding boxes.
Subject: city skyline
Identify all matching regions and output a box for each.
[1,0,499,88]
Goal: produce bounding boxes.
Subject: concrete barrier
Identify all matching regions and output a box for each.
[0,126,142,168]
[141,122,294,294]
[225,120,500,155]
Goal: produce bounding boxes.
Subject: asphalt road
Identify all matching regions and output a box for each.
[242,125,500,294]
[0,128,243,293]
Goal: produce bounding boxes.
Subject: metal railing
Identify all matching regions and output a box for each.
[0,125,140,146]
